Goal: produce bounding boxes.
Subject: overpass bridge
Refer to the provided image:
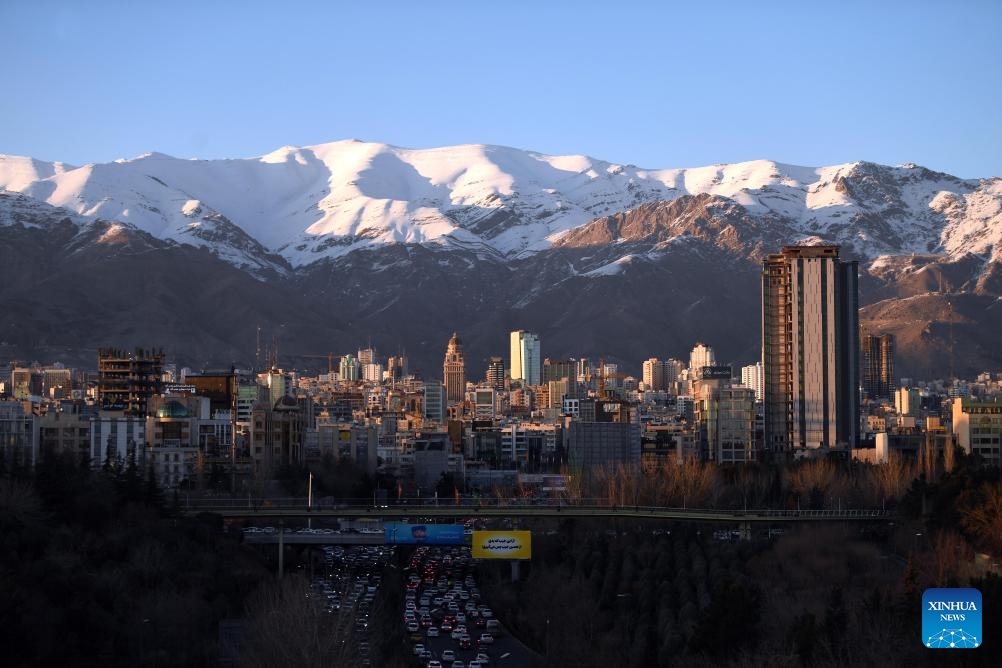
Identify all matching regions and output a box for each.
[186,498,891,523]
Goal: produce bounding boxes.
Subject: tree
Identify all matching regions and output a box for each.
[688,580,761,657]
[239,575,355,668]
[959,481,1002,555]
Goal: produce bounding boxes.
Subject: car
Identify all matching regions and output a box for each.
[426,627,440,637]
[440,621,453,632]
[459,636,473,649]
[413,643,426,656]
[451,628,464,640]
[441,650,456,662]
[451,662,465,668]
[427,662,443,668]
[477,633,494,645]
[476,653,491,664]
[420,650,433,661]
[407,622,419,633]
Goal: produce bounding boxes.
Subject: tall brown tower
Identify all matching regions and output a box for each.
[443,333,466,403]
[761,246,859,455]
[862,333,895,400]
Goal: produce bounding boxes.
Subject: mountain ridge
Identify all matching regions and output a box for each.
[3,142,999,273]
[2,142,1001,379]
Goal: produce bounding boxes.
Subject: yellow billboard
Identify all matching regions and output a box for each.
[471,531,532,560]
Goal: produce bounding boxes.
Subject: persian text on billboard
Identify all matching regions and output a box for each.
[471,531,532,560]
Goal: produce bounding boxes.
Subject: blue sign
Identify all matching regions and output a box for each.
[923,588,981,649]
[384,522,465,545]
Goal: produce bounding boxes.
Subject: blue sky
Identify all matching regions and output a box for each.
[4,0,1001,177]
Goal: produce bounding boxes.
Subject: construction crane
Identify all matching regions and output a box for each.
[297,353,337,375]
[597,357,630,398]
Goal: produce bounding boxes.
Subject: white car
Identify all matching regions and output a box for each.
[413,644,425,656]
[426,627,440,637]
[441,649,456,661]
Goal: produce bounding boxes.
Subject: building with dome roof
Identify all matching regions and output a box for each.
[146,395,206,488]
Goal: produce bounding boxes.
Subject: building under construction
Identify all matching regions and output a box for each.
[97,347,165,417]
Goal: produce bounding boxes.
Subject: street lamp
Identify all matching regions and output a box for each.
[545,619,550,665]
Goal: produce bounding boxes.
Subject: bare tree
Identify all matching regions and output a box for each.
[239,575,355,668]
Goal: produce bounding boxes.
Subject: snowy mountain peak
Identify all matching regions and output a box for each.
[1,141,1000,271]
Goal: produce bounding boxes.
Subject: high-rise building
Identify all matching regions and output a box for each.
[423,380,446,424]
[510,330,541,386]
[895,386,920,416]
[862,333,895,400]
[357,347,377,365]
[689,343,715,375]
[0,401,37,469]
[387,355,408,381]
[694,373,757,463]
[443,333,466,403]
[486,357,506,392]
[740,362,764,401]
[762,245,859,455]
[643,358,668,391]
[543,358,576,384]
[362,363,384,383]
[474,386,497,420]
[97,347,165,417]
[951,398,1002,466]
[339,354,359,382]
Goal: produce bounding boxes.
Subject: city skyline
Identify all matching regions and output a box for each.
[4,3,1001,665]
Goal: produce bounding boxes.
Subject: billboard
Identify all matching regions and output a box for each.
[384,523,465,545]
[471,531,532,560]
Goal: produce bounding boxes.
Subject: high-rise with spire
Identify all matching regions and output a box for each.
[443,332,466,403]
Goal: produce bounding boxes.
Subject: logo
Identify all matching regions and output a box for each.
[923,588,981,649]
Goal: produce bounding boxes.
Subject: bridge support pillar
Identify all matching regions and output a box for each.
[278,519,284,578]
[511,560,521,583]
[739,521,752,541]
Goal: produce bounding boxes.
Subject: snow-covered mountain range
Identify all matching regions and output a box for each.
[2,140,1000,275]
[1,140,1000,378]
